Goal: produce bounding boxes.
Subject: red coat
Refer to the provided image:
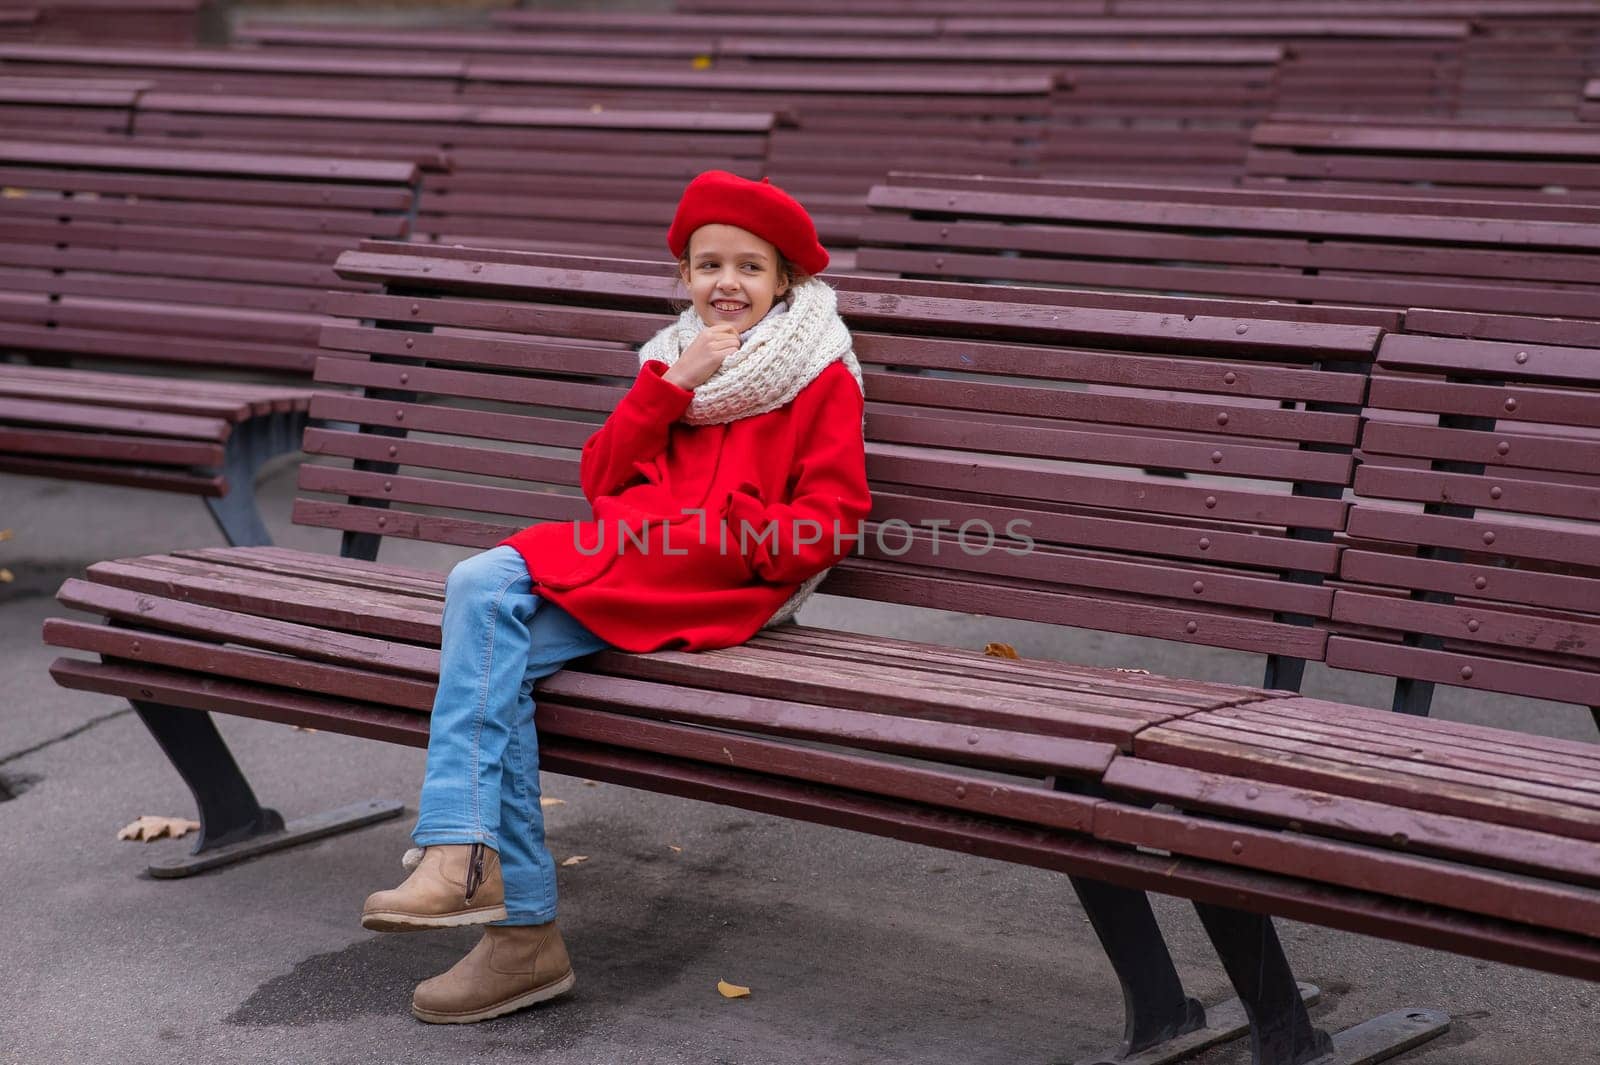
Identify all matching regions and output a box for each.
[499,359,871,652]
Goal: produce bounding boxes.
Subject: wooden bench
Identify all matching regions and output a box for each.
[0,138,422,545]
[1582,76,1600,120]
[858,171,1600,320]
[40,245,1600,1065]
[232,21,1277,182]
[1246,114,1600,201]
[454,63,1056,252]
[712,37,1281,181]
[934,16,1468,116]
[1047,1,1600,121]
[112,91,779,258]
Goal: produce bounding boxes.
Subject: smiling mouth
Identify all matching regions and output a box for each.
[712,300,748,313]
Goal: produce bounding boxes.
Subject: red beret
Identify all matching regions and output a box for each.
[667,170,829,277]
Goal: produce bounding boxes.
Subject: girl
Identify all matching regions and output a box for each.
[360,170,872,1025]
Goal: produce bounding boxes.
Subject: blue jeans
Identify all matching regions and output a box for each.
[413,546,610,925]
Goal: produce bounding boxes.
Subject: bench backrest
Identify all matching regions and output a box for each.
[454,64,1056,199]
[299,243,1381,671]
[1246,115,1600,199]
[1330,327,1600,710]
[857,171,1600,320]
[0,139,421,376]
[100,92,779,256]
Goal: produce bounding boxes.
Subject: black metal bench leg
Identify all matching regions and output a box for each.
[133,700,285,851]
[203,418,274,547]
[1069,875,1204,1062]
[1193,903,1331,1064]
[1071,880,1319,1065]
[1193,902,1448,1065]
[130,700,402,879]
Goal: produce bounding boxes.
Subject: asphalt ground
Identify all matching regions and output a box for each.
[2,457,1596,1065]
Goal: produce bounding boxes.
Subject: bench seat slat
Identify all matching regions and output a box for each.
[173,545,448,599]
[1103,759,1600,888]
[0,322,318,375]
[1210,706,1600,793]
[0,427,223,467]
[0,396,230,439]
[1093,803,1600,938]
[1136,721,1600,841]
[82,556,443,641]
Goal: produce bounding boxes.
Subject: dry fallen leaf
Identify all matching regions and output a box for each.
[0,528,13,542]
[540,797,566,809]
[0,569,12,584]
[118,815,200,842]
[291,726,318,734]
[582,780,598,787]
[717,979,751,999]
[668,844,683,853]
[560,855,589,867]
[691,55,713,70]
[983,642,1020,659]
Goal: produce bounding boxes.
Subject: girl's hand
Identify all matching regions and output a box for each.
[663,324,739,391]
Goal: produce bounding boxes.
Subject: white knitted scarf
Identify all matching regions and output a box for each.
[638,278,864,627]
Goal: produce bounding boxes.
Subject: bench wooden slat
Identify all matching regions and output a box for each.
[821,561,1329,660]
[1135,720,1600,841]
[0,425,223,466]
[1103,758,1600,888]
[1325,637,1600,707]
[1354,465,1599,522]
[1093,802,1600,938]
[1214,704,1600,790]
[1346,508,1598,569]
[1340,550,1600,616]
[1366,375,1600,428]
[81,556,443,641]
[539,673,1121,777]
[0,455,223,494]
[0,395,229,438]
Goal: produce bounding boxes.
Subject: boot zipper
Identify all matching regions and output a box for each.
[465,842,486,902]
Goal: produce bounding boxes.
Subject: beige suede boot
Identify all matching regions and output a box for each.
[361,843,507,932]
[411,921,576,1024]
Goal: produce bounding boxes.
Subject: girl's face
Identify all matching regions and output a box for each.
[679,223,789,334]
